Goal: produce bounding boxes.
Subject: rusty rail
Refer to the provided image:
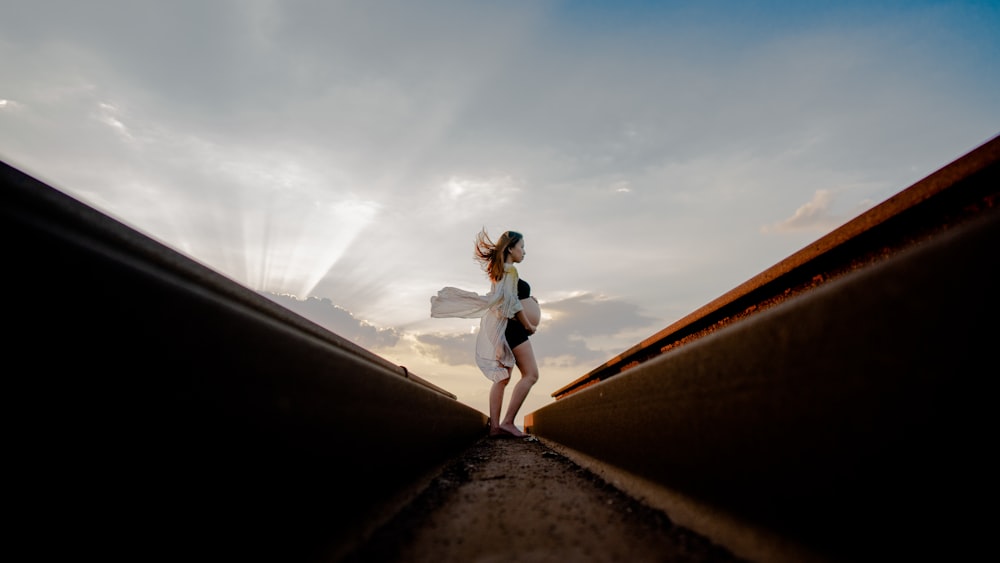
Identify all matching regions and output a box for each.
[528,133,1000,563]
[2,159,487,562]
[552,134,999,400]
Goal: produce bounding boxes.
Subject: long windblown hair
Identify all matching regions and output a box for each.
[474,227,522,282]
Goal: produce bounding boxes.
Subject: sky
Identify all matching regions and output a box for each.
[2,0,998,421]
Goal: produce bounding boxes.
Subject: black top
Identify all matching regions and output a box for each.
[517,278,531,300]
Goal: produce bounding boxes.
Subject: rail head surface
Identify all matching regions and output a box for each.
[552,133,1000,400]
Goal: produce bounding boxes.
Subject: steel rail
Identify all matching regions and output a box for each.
[2,159,487,562]
[551,134,1000,400]
[528,133,1000,563]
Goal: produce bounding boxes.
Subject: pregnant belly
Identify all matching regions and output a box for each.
[521,297,541,328]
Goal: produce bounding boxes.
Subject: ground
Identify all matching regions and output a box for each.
[342,435,746,562]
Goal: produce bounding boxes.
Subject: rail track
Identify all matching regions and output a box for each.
[528,134,999,563]
[551,134,999,400]
[4,133,997,562]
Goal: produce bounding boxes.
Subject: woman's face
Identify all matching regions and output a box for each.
[508,239,526,263]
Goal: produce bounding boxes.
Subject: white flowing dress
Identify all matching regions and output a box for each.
[430,264,523,382]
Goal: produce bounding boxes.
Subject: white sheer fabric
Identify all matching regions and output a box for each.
[430,264,523,382]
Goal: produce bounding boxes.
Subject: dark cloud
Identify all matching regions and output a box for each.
[530,293,662,365]
[263,292,400,349]
[414,332,477,367]
[541,293,659,338]
[415,292,661,369]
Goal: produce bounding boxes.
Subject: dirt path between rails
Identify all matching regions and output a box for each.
[342,435,746,562]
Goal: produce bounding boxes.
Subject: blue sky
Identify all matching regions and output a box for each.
[2,0,998,419]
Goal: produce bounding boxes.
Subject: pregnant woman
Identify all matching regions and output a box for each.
[430,228,540,439]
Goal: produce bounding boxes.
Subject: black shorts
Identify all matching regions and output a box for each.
[505,318,530,349]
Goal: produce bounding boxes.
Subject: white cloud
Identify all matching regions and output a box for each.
[761,189,845,234]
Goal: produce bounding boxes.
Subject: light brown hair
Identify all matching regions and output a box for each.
[474,227,523,282]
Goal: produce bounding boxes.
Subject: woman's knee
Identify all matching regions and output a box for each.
[520,368,540,385]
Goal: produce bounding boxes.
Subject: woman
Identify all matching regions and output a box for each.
[430,229,540,438]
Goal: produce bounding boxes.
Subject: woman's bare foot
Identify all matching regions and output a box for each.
[498,422,527,438]
[487,424,515,439]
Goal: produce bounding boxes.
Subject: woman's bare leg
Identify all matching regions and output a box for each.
[500,342,539,436]
[488,370,512,436]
